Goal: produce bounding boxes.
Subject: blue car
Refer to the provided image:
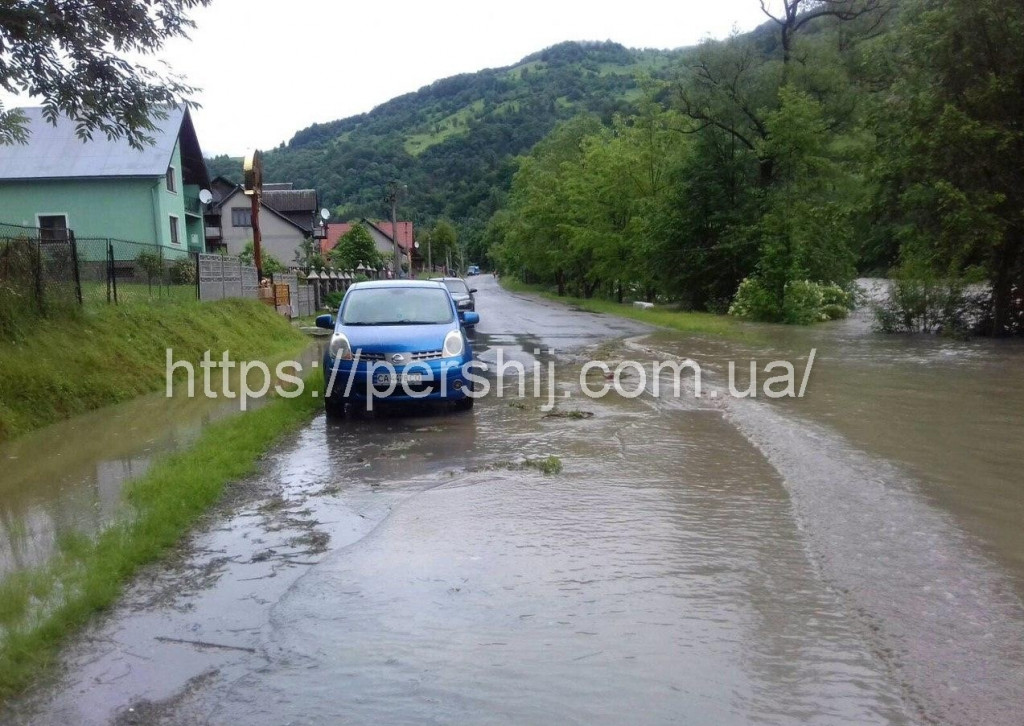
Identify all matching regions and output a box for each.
[315,280,480,417]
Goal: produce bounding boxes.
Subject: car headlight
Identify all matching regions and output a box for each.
[328,332,353,360]
[442,330,464,358]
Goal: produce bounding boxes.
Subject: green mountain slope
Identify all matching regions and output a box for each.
[208,41,689,246]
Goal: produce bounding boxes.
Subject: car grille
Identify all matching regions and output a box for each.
[352,349,444,362]
[354,351,386,362]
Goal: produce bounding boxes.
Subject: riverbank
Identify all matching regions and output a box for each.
[0,374,322,703]
[498,277,750,339]
[0,299,306,443]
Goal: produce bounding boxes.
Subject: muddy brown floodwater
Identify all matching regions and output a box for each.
[3,275,1023,726]
[0,348,322,575]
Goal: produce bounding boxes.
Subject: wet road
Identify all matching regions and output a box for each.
[5,276,1024,725]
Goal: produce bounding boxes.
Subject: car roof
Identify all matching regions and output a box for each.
[349,279,447,290]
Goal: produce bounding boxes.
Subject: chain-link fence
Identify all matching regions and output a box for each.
[1,222,82,338]
[74,238,199,305]
[3,220,318,337]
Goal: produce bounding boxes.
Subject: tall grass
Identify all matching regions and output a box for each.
[0,298,306,442]
[0,378,321,702]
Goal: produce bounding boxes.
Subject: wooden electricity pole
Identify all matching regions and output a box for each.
[385,180,405,278]
[243,150,264,280]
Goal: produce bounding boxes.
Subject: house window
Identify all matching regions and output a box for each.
[166,166,176,193]
[37,214,68,242]
[231,207,252,227]
[169,215,180,246]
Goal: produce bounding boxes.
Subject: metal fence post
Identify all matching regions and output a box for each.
[33,238,45,315]
[109,240,118,304]
[106,240,112,304]
[70,231,82,305]
[195,252,200,300]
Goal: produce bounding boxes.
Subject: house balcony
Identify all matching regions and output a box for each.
[184,193,203,216]
[205,225,222,239]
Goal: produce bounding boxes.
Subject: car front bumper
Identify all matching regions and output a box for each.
[322,354,475,403]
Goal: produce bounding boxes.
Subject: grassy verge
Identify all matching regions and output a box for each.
[0,377,322,703]
[0,298,307,443]
[500,278,750,340]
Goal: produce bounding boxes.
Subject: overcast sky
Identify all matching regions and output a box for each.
[9,0,769,156]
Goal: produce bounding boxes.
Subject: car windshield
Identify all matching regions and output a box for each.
[340,287,454,325]
[439,279,469,294]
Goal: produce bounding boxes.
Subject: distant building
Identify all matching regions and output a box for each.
[204,177,323,265]
[0,106,211,256]
[322,219,418,271]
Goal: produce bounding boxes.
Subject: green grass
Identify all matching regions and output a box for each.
[0,298,306,443]
[404,100,484,155]
[0,375,322,703]
[499,278,749,340]
[79,280,198,306]
[524,455,563,475]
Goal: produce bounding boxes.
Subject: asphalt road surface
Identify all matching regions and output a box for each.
[6,275,1024,726]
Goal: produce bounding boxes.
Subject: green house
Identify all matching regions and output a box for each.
[0,107,211,257]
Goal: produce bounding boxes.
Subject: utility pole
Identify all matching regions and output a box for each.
[384,181,405,279]
[243,150,264,280]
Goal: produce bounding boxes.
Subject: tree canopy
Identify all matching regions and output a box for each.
[489,0,1023,334]
[329,225,381,270]
[0,0,210,147]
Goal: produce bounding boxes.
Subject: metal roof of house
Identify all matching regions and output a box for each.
[0,106,209,185]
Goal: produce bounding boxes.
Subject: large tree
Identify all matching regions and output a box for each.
[759,0,888,67]
[0,0,210,147]
[886,0,1024,335]
[330,225,380,270]
[430,220,459,271]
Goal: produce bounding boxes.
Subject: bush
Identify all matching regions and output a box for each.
[322,291,343,310]
[728,277,779,321]
[730,277,854,324]
[873,277,988,336]
[780,279,824,324]
[135,251,163,285]
[169,256,196,285]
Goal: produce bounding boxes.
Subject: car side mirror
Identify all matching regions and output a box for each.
[469,289,478,294]
[462,311,480,326]
[315,314,335,329]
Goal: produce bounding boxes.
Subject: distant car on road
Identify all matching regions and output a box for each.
[466,265,480,276]
[431,277,477,314]
[316,280,479,417]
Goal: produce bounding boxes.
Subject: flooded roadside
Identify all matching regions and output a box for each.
[631,292,1024,725]
[4,277,1024,725]
[0,344,321,575]
[639,296,1024,594]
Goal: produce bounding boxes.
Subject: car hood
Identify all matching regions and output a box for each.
[338,322,456,353]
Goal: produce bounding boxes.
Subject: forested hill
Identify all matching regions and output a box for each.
[206,41,696,241]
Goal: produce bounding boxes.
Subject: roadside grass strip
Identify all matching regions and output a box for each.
[0,298,306,442]
[0,375,322,703]
[499,278,752,340]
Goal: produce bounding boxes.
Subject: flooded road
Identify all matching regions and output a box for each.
[0,347,321,575]
[4,276,1024,725]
